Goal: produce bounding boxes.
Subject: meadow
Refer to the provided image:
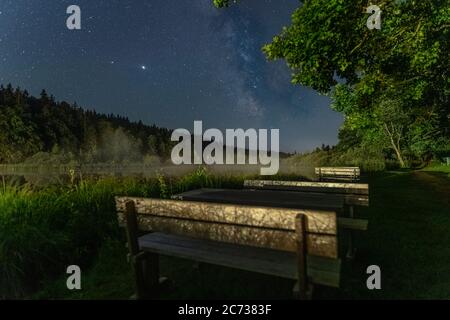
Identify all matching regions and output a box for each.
[1,165,449,299]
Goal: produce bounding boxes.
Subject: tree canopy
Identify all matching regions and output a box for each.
[0,85,173,164]
[215,0,450,166]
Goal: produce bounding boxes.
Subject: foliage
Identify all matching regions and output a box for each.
[213,0,237,8]
[268,0,450,165]
[263,0,449,97]
[215,0,450,166]
[33,239,134,300]
[0,85,174,164]
[287,145,389,172]
[0,179,120,298]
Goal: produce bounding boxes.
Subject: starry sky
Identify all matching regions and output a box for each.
[0,0,342,152]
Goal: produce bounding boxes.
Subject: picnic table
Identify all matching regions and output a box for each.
[116,179,369,299]
[172,186,368,257]
[171,188,345,211]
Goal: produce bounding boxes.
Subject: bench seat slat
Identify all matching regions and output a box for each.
[315,167,360,173]
[116,196,338,234]
[315,167,360,182]
[242,181,369,206]
[116,197,339,258]
[243,180,368,195]
[316,167,360,170]
[139,232,341,288]
[120,213,338,258]
[316,170,359,172]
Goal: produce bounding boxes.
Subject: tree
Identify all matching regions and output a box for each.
[374,97,410,167]
[0,86,173,164]
[147,135,159,155]
[0,104,42,162]
[213,0,236,8]
[214,0,450,166]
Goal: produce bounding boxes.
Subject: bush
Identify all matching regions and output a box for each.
[285,147,388,173]
[331,147,387,172]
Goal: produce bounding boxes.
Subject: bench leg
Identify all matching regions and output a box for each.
[125,201,162,299]
[292,282,313,300]
[142,252,161,298]
[130,251,162,299]
[132,252,148,299]
[192,262,207,294]
[346,235,356,259]
[346,205,356,259]
[294,214,310,300]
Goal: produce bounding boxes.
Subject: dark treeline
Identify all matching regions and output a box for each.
[0,84,173,164]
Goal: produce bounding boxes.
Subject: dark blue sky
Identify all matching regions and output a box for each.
[0,0,342,152]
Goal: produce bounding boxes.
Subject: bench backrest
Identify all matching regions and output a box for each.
[244,180,369,206]
[115,197,338,259]
[315,167,360,181]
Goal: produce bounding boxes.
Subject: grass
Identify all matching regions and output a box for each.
[0,168,247,299]
[0,179,122,298]
[421,162,450,176]
[33,240,134,300]
[330,170,450,299]
[2,167,450,299]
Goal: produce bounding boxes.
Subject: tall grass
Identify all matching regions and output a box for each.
[421,161,450,177]
[0,168,245,298]
[0,180,120,298]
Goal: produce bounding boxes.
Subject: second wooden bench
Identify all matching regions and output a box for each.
[243,179,369,258]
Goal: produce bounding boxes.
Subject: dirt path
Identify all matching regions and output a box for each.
[412,171,450,206]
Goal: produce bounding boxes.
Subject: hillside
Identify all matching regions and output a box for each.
[0,84,173,164]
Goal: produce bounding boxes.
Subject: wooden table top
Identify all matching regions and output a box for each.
[172,188,345,211]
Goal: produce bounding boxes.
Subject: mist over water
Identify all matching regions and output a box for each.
[0,160,316,187]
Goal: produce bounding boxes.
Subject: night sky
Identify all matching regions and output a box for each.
[0,0,342,152]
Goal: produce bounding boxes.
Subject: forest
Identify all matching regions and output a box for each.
[0,84,173,165]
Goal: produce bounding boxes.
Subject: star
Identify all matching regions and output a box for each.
[141,65,147,70]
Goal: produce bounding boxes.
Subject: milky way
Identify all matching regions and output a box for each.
[0,0,342,152]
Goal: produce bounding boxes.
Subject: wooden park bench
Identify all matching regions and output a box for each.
[115,196,342,299]
[315,167,360,182]
[243,180,369,258]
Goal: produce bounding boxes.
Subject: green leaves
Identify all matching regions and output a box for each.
[214,0,449,164]
[264,0,449,163]
[264,0,369,93]
[213,0,237,8]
